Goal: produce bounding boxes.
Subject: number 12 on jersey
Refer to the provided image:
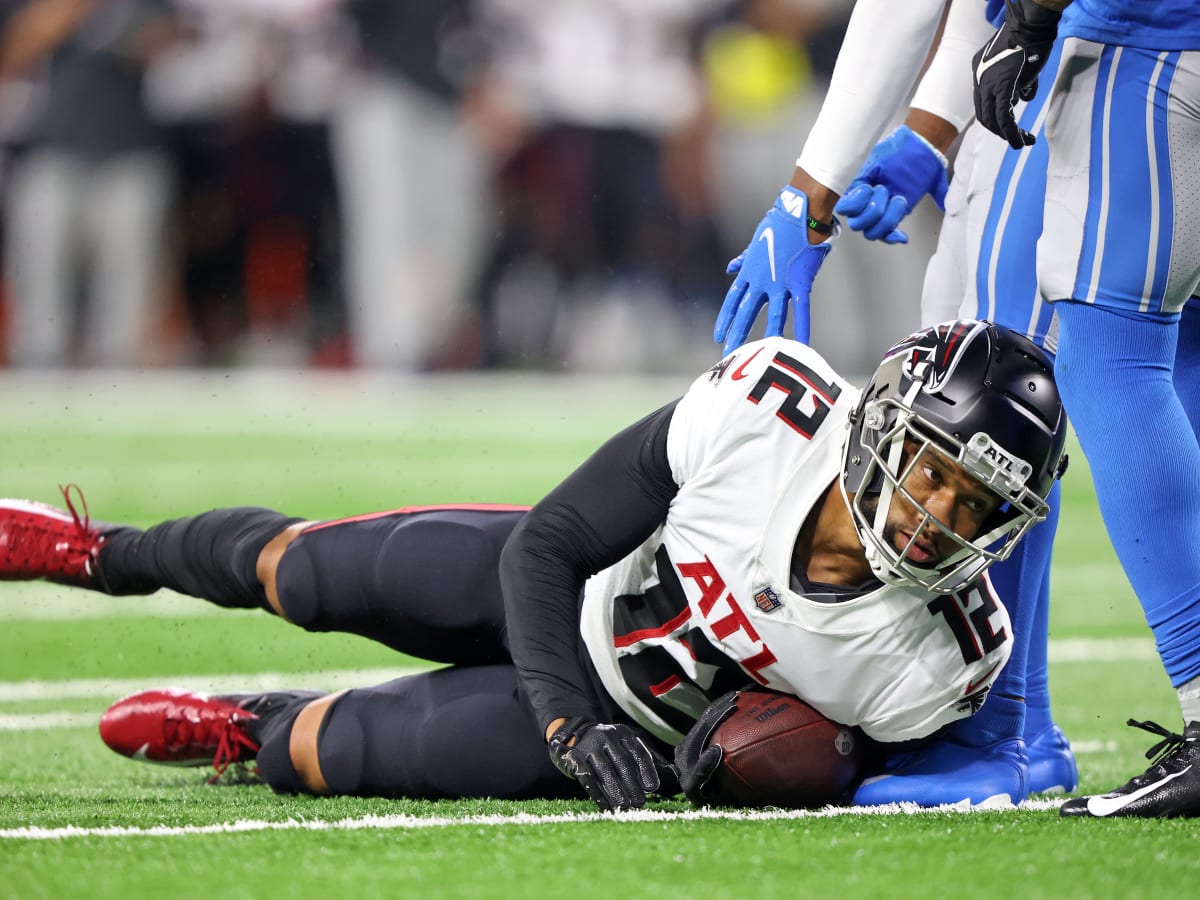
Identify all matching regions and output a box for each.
[927,590,1008,665]
[746,351,843,439]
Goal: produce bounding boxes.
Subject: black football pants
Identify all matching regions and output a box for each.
[261,505,578,800]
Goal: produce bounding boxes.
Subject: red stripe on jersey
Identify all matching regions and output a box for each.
[679,636,698,660]
[745,379,814,437]
[649,674,681,697]
[773,405,813,438]
[613,607,692,649]
[303,503,530,533]
[771,355,838,405]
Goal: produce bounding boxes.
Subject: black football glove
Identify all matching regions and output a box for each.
[972,0,1063,149]
[673,690,740,806]
[548,718,678,812]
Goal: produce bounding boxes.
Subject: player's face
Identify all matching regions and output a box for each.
[879,441,1003,567]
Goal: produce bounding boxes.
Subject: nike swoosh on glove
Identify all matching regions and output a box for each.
[972,0,1062,149]
[834,125,950,245]
[715,186,838,353]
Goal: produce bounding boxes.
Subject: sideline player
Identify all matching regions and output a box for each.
[811,0,1076,805]
[711,0,1075,805]
[0,321,1067,811]
[972,0,1200,818]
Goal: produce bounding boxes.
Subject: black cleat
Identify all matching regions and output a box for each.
[1060,719,1200,818]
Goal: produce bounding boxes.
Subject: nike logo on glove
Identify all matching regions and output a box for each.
[976,45,1023,78]
[1084,767,1192,816]
[759,227,777,281]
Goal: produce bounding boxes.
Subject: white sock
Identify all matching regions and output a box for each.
[1177,674,1200,725]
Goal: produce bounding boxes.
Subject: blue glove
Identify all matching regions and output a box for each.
[833,125,949,245]
[715,186,837,353]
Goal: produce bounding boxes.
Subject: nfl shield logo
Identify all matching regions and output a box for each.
[754,586,782,613]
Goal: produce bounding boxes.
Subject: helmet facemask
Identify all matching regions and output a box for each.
[842,338,1058,594]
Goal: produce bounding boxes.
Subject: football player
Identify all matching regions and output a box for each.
[971,0,1200,819]
[710,0,1079,806]
[0,321,1067,812]
[770,0,1200,818]
[831,0,1075,807]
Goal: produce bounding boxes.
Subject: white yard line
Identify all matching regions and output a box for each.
[0,590,235,621]
[1047,637,1157,662]
[0,666,427,704]
[0,711,96,730]
[0,637,1159,732]
[0,799,1066,840]
[0,636,1154,706]
[0,370,684,439]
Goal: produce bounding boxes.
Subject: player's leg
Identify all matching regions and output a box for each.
[0,489,304,605]
[992,482,1076,794]
[1046,45,1200,708]
[263,506,528,663]
[0,493,526,664]
[1052,303,1200,816]
[947,98,1064,782]
[1034,41,1200,817]
[98,688,324,777]
[964,56,1077,792]
[936,53,1073,792]
[100,666,575,800]
[856,65,1070,807]
[265,665,574,799]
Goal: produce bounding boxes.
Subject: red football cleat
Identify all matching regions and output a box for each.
[99,689,261,781]
[0,485,105,587]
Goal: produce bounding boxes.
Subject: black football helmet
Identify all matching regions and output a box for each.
[841,320,1068,593]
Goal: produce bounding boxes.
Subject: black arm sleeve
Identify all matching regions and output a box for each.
[500,400,680,736]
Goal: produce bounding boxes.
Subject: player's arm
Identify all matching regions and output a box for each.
[500,401,681,810]
[716,0,948,352]
[835,0,998,244]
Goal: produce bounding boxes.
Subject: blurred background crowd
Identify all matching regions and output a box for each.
[0,0,941,377]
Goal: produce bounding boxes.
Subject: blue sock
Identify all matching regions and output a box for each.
[1055,301,1200,688]
[1022,483,1058,739]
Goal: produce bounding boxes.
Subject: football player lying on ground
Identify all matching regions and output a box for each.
[0,320,1067,811]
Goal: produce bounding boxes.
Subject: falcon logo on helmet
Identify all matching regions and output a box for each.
[891,320,988,393]
[840,319,1069,593]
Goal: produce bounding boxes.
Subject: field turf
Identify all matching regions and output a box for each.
[0,371,1195,899]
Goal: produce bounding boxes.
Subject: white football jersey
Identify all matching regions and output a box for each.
[580,337,1012,745]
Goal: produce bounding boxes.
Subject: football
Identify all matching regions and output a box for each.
[710,688,864,808]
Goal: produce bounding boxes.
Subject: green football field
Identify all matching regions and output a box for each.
[0,370,1195,899]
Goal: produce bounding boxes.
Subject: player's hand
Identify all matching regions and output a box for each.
[834,125,949,245]
[715,186,837,353]
[972,0,1062,149]
[674,690,740,806]
[548,718,678,812]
